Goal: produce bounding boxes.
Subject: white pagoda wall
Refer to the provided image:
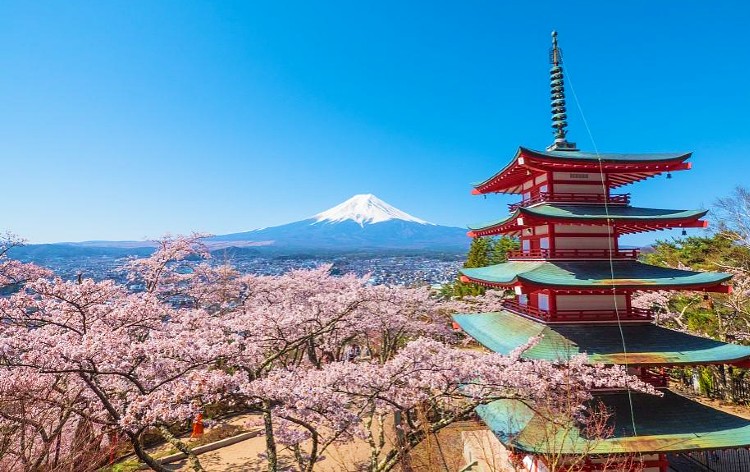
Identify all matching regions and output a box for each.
[554,237,612,250]
[461,430,517,472]
[461,429,663,472]
[552,224,616,252]
[556,294,627,311]
[555,225,612,234]
[550,171,605,195]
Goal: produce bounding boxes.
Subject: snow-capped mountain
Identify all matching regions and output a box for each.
[313,194,432,226]
[13,195,469,259]
[210,194,468,252]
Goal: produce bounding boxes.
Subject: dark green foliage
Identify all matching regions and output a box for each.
[647,231,750,404]
[644,231,750,341]
[644,232,750,271]
[441,236,519,298]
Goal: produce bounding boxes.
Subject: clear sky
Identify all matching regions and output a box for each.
[2,1,749,245]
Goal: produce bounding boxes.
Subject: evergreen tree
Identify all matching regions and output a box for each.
[441,236,519,298]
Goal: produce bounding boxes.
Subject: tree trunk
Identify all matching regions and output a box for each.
[158,425,204,472]
[393,410,413,472]
[127,431,171,472]
[263,400,278,472]
[306,338,320,368]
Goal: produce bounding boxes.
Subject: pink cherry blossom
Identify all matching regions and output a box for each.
[0,235,651,472]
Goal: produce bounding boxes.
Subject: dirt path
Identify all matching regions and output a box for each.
[163,418,481,472]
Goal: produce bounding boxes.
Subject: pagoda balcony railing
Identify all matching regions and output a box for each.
[502,300,653,323]
[507,248,639,260]
[640,369,668,388]
[508,192,630,211]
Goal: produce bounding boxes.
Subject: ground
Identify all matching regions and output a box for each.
[159,417,484,471]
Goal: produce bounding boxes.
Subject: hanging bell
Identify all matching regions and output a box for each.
[682,229,687,236]
[703,293,709,301]
[666,172,672,179]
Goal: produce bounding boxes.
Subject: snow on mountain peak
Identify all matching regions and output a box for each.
[313,194,433,226]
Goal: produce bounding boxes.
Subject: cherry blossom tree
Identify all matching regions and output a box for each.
[246,339,654,472]
[0,234,654,472]
[0,232,50,288]
[0,235,238,471]
[0,369,110,471]
[0,277,238,471]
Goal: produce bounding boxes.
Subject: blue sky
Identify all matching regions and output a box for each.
[2,1,749,245]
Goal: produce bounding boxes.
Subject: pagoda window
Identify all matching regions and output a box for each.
[540,237,550,250]
[538,293,550,312]
[518,294,528,306]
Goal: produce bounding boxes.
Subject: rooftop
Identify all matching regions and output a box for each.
[459,260,731,291]
[472,147,692,194]
[468,205,707,236]
[452,311,750,365]
[520,147,692,163]
[477,390,750,454]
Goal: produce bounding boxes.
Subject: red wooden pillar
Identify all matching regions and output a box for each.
[549,289,558,319]
[603,173,611,200]
[548,222,556,256]
[612,229,619,252]
[659,453,668,472]
[624,290,632,316]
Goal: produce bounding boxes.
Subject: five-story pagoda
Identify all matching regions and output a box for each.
[455,32,750,472]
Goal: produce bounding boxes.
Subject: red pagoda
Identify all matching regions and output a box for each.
[454,32,750,472]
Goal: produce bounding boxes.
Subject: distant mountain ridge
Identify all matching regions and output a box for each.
[210,194,468,251]
[11,195,470,259]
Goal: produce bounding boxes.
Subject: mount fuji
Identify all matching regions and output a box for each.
[10,195,470,264]
[209,194,469,253]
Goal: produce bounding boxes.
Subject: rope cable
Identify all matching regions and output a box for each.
[564,68,640,438]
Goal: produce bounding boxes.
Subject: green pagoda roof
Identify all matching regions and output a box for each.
[459,260,731,290]
[519,147,691,163]
[468,205,707,232]
[452,311,750,365]
[477,390,750,454]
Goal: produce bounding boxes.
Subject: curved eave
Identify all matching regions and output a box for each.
[459,273,731,293]
[467,209,523,237]
[459,261,732,292]
[472,147,692,195]
[477,390,750,455]
[452,311,750,367]
[467,207,709,238]
[471,148,528,195]
[519,146,692,163]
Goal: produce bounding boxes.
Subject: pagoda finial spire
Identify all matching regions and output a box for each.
[546,31,578,152]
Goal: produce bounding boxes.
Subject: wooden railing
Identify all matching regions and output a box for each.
[508,192,630,211]
[506,248,639,260]
[640,369,668,388]
[502,300,653,323]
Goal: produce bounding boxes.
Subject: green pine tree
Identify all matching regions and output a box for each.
[441,236,519,298]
